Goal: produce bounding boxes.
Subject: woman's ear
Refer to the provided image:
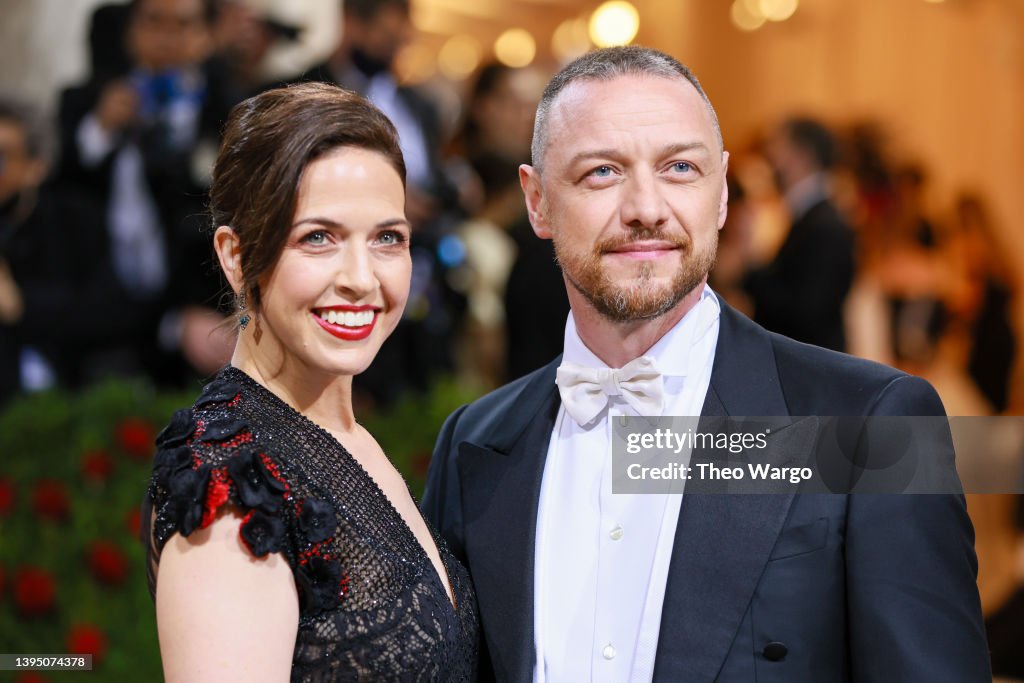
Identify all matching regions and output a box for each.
[213,226,243,294]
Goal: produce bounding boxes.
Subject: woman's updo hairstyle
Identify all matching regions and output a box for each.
[209,82,406,314]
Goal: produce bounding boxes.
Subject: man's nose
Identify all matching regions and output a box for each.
[620,171,670,229]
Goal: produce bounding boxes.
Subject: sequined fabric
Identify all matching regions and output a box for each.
[143,366,478,681]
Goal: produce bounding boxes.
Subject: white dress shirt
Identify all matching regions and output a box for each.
[533,287,721,683]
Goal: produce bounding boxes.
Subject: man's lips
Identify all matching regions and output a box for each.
[604,240,682,260]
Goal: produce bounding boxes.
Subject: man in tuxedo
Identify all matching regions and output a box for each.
[58,0,240,385]
[742,118,855,352]
[422,47,990,682]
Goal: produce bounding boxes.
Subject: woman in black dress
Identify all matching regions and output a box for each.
[142,83,477,681]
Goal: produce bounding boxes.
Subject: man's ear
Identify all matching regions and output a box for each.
[519,164,552,239]
[717,150,730,230]
[213,226,244,293]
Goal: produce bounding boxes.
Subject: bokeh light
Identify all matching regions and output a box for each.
[494,28,536,68]
[731,0,768,31]
[759,0,798,22]
[552,17,591,63]
[588,1,640,48]
[393,42,437,84]
[438,35,483,80]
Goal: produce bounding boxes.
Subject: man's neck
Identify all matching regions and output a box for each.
[568,280,706,368]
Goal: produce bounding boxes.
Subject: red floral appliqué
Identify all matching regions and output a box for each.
[201,468,232,529]
[217,432,254,449]
[258,452,290,497]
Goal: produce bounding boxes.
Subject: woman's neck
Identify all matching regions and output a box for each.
[231,337,357,434]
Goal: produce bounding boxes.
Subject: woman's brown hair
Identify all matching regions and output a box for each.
[209,82,406,313]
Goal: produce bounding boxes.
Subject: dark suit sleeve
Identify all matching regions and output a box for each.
[422,404,469,564]
[846,375,991,682]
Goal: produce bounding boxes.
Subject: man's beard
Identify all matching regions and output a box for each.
[554,227,717,323]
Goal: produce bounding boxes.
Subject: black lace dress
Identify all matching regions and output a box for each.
[142,366,478,681]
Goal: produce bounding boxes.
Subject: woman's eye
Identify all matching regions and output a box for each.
[377,230,406,246]
[302,230,328,245]
[672,161,693,173]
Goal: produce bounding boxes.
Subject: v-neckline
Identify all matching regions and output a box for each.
[223,366,459,613]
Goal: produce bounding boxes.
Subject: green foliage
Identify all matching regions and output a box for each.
[0,376,480,682]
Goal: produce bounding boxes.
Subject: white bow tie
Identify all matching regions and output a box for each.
[556,356,665,426]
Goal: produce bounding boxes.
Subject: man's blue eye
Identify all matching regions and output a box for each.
[592,166,613,177]
[672,162,692,173]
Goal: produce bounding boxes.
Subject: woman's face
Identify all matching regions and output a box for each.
[256,146,410,379]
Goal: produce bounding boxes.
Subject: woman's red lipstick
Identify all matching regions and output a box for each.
[312,305,379,341]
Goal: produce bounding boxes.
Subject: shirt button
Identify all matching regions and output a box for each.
[609,525,624,541]
[602,644,616,660]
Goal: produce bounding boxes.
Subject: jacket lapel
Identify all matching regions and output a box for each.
[459,359,561,683]
[653,300,810,682]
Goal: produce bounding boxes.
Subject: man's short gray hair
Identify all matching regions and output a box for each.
[530,46,722,171]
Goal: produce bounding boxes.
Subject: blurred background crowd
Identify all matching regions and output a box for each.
[1,0,1023,677]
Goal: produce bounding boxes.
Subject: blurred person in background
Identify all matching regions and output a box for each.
[447,62,561,386]
[743,117,855,352]
[0,98,159,403]
[0,99,58,402]
[945,193,1018,414]
[210,0,303,98]
[292,0,466,407]
[873,164,947,371]
[57,0,242,387]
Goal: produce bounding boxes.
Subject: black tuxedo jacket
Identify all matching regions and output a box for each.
[422,300,990,682]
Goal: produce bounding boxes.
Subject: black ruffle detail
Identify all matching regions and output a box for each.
[194,379,242,409]
[155,408,194,448]
[197,418,249,444]
[299,498,336,544]
[227,448,286,513]
[166,463,211,536]
[153,444,194,487]
[296,555,345,616]
[240,509,287,556]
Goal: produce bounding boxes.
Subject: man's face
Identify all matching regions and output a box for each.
[348,5,412,70]
[520,74,728,323]
[128,0,210,72]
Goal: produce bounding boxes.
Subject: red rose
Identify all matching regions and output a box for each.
[13,566,55,616]
[81,449,114,483]
[14,672,49,683]
[0,476,14,517]
[125,508,142,537]
[66,623,107,665]
[31,480,69,521]
[115,417,156,460]
[87,540,128,585]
